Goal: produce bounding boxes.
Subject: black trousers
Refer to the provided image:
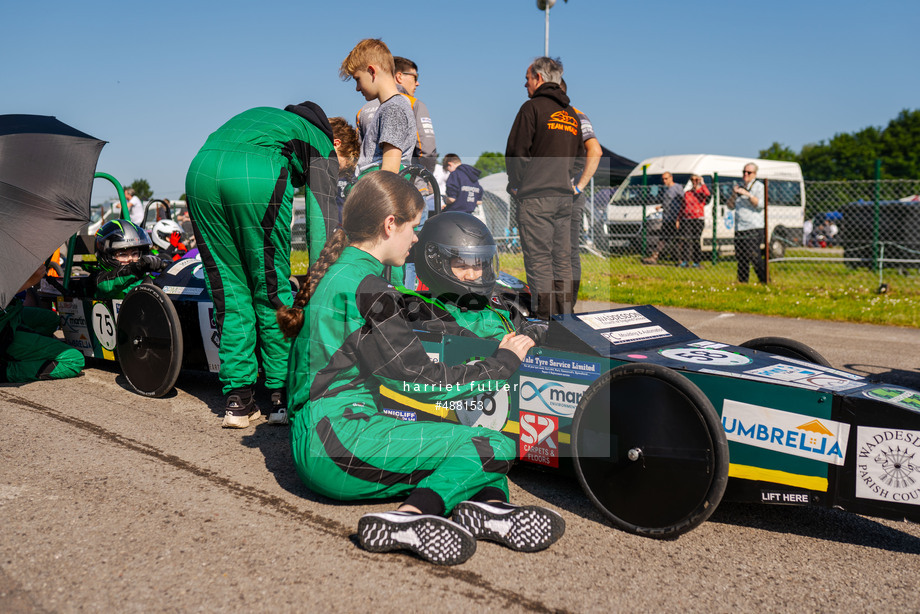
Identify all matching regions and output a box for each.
[734,228,766,283]
[681,218,704,264]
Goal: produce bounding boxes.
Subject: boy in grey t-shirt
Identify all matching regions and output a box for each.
[340,39,415,174]
[355,94,415,174]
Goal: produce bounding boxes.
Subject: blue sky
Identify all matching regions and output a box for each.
[4,0,918,202]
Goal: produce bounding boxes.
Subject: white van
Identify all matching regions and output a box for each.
[603,154,805,258]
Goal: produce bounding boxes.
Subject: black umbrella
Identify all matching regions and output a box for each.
[0,114,106,306]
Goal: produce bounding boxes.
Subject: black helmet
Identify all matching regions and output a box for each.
[94,219,152,270]
[415,212,498,305]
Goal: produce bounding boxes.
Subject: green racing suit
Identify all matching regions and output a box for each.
[288,246,522,515]
[186,102,338,395]
[0,299,84,383]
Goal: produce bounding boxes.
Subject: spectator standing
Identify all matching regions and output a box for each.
[505,57,585,319]
[344,41,416,175]
[679,174,710,268]
[354,54,438,288]
[641,172,683,265]
[125,187,144,225]
[442,154,483,214]
[727,162,767,283]
[559,79,603,309]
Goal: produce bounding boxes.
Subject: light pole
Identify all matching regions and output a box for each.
[536,0,566,56]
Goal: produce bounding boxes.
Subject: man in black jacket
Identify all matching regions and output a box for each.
[505,57,585,320]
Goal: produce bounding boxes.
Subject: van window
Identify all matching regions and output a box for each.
[764,179,802,207]
[612,174,693,205]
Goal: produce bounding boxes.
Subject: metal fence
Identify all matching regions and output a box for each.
[289,177,920,311]
[474,178,920,306]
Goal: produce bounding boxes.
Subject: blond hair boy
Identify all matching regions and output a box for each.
[340,39,414,175]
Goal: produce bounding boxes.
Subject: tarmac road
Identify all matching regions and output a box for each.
[2,304,919,613]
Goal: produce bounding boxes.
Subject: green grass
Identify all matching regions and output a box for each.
[293,249,920,327]
[499,252,920,327]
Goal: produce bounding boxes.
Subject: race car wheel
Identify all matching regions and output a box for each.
[740,336,831,367]
[572,362,729,538]
[116,283,184,398]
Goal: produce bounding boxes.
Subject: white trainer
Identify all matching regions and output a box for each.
[357,511,476,566]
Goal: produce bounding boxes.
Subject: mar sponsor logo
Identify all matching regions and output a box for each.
[721,399,850,465]
[519,412,559,468]
[519,375,587,418]
[855,426,920,506]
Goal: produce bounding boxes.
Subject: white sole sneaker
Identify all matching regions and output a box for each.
[358,512,476,566]
[452,501,565,552]
[221,399,260,429]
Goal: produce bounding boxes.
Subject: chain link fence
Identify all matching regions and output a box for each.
[289,174,920,320]
[474,177,920,309]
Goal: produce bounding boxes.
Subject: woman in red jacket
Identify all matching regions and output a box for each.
[680,174,711,268]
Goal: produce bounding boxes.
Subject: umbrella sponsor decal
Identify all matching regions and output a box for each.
[856,426,920,506]
[721,399,850,465]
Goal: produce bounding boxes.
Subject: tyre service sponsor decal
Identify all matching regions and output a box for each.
[745,364,865,392]
[519,376,588,418]
[661,347,752,366]
[856,426,920,506]
[519,412,559,468]
[721,399,850,465]
[578,309,650,330]
[520,355,601,381]
[602,326,670,345]
[862,387,920,414]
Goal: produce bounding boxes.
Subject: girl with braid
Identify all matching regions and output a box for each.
[277,171,564,566]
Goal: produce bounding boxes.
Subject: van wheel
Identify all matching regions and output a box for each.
[769,227,787,259]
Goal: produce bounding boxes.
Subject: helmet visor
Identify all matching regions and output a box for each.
[437,243,499,287]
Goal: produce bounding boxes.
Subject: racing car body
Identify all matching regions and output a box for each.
[55,256,219,397]
[380,305,920,537]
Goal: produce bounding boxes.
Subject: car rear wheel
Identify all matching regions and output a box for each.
[572,363,729,538]
[740,336,831,367]
[116,283,184,398]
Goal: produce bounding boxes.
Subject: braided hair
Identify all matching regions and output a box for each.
[277,171,424,338]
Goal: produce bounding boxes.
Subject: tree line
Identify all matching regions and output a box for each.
[760,109,920,181]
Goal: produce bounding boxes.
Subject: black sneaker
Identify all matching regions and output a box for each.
[357,511,476,566]
[451,501,565,552]
[221,394,259,429]
[267,390,288,425]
